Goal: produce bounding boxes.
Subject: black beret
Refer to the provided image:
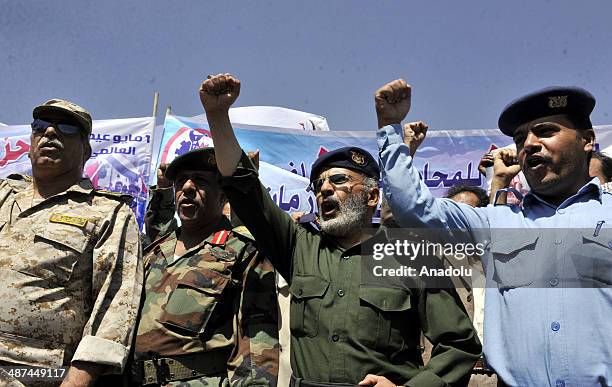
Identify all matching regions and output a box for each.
[498,86,595,137]
[165,147,218,181]
[310,146,380,182]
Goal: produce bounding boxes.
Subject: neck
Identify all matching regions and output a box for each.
[33,173,81,199]
[335,225,375,250]
[538,174,592,207]
[178,215,224,250]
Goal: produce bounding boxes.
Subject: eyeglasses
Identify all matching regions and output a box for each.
[31,119,82,136]
[310,173,361,193]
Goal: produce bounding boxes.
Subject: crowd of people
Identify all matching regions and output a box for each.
[0,75,610,387]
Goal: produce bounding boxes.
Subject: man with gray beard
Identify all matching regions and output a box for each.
[200,72,480,387]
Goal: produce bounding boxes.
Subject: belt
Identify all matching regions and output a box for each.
[133,348,232,385]
[472,357,496,375]
[290,375,357,387]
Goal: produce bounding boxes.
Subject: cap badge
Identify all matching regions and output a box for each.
[548,95,568,109]
[350,150,366,166]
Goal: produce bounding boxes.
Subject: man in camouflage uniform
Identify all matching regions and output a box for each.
[133,147,279,387]
[0,99,143,386]
[200,73,481,387]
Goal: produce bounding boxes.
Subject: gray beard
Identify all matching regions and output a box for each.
[319,191,370,237]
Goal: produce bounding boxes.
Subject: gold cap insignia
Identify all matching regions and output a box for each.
[351,150,366,166]
[548,95,568,109]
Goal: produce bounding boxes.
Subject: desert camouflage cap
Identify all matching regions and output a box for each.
[33,98,93,135]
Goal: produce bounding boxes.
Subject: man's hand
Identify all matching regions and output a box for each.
[493,149,521,182]
[403,121,428,157]
[358,374,396,387]
[375,79,411,128]
[478,152,495,176]
[199,73,241,117]
[156,163,172,188]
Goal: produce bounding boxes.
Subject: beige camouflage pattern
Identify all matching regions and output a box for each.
[0,177,143,377]
[135,218,279,386]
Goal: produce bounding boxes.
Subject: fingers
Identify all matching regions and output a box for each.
[375,79,411,104]
[358,374,379,386]
[200,73,241,96]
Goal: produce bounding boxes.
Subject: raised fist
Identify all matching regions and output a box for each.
[478,153,495,176]
[403,121,428,157]
[375,79,411,128]
[156,163,172,188]
[493,148,521,181]
[199,73,241,116]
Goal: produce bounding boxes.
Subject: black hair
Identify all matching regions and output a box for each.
[445,184,489,207]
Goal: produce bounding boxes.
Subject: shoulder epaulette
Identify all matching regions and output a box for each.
[232,225,255,241]
[2,174,32,192]
[93,189,133,204]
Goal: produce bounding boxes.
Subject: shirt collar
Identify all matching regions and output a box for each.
[522,177,603,209]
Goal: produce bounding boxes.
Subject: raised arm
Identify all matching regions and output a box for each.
[374,79,489,231]
[489,149,521,205]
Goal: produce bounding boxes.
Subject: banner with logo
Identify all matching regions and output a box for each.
[0,117,156,228]
[158,113,612,214]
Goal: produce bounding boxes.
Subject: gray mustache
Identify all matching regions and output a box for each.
[39,138,64,150]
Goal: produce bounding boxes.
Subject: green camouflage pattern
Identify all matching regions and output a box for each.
[0,176,143,376]
[135,218,279,387]
[144,186,177,245]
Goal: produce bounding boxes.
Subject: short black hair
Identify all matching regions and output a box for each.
[592,151,612,183]
[445,184,489,207]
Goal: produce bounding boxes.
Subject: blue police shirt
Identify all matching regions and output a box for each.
[377,124,612,387]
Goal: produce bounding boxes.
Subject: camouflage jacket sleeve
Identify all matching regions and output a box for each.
[71,202,144,373]
[144,185,177,243]
[220,152,304,280]
[227,235,280,387]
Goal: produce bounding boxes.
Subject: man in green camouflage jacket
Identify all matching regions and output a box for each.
[133,147,279,387]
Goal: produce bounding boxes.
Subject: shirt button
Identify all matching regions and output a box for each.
[466,294,472,302]
[331,334,340,342]
[555,379,565,387]
[298,289,303,296]
[551,322,561,332]
[337,289,345,297]
[549,278,559,287]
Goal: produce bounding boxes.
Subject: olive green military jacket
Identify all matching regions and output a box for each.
[135,217,279,386]
[0,176,143,372]
[220,153,481,387]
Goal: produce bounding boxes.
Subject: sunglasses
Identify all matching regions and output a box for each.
[310,173,360,193]
[31,118,82,136]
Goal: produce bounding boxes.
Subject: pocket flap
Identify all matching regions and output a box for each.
[359,286,411,312]
[289,275,330,299]
[490,231,539,255]
[35,225,89,254]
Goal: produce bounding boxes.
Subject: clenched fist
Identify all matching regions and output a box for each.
[199,73,241,116]
[375,79,411,128]
[403,121,428,157]
[493,148,521,181]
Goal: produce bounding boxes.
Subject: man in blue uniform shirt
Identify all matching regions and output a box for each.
[375,80,611,386]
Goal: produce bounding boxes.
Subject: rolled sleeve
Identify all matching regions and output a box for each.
[77,204,143,372]
[71,335,130,369]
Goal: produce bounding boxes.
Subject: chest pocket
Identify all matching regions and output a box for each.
[491,230,538,289]
[16,224,91,285]
[569,230,612,287]
[158,268,233,336]
[358,286,413,352]
[289,275,330,338]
